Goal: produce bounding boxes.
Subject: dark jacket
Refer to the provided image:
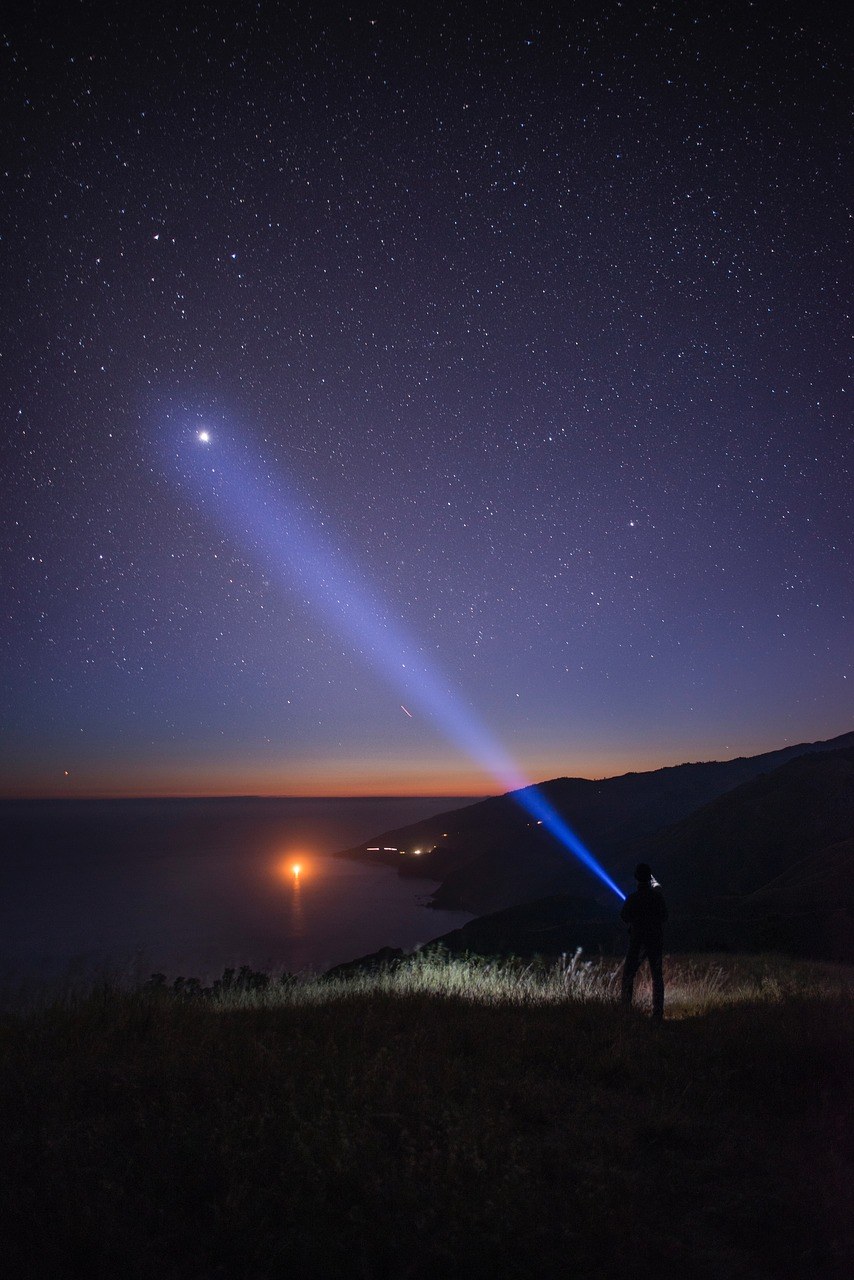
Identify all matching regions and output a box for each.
[621,883,668,945]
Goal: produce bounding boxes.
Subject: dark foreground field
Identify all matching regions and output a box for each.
[0,955,851,1280]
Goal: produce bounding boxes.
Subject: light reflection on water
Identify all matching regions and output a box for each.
[0,797,477,983]
[285,863,306,948]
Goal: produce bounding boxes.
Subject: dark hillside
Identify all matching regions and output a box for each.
[419,751,854,964]
[718,838,853,961]
[422,893,625,960]
[637,748,854,901]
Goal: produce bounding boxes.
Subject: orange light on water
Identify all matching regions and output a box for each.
[274,855,311,884]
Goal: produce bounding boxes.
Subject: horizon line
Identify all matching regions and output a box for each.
[0,790,497,802]
[3,728,850,803]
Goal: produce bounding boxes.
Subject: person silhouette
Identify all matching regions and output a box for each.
[620,863,668,1019]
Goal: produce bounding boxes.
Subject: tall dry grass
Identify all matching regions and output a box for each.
[135,948,850,1017]
[1,953,850,1279]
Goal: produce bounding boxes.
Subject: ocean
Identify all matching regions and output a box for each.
[0,796,478,986]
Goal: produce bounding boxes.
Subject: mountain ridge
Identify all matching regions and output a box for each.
[337,730,854,913]
[329,744,854,971]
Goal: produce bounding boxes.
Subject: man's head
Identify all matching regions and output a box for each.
[634,862,653,884]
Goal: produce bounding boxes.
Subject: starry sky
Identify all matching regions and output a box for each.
[2,2,851,798]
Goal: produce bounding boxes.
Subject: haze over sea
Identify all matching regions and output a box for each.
[1,797,477,986]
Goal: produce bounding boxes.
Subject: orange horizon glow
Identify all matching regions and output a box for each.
[0,751,699,801]
[2,727,840,801]
[0,778,496,800]
[1,759,507,800]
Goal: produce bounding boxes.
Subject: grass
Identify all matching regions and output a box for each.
[0,953,851,1279]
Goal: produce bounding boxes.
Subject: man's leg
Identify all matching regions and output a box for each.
[621,939,641,1007]
[649,949,664,1020]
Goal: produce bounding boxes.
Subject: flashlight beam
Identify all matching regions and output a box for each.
[176,431,625,901]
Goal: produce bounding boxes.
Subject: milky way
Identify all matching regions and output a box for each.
[2,4,850,796]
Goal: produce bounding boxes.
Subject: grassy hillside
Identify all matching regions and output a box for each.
[1,955,850,1279]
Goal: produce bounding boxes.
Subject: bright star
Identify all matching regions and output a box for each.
[197,430,210,443]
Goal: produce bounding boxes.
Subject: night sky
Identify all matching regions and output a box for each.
[2,3,850,798]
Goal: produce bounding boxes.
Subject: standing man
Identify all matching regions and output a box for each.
[621,863,668,1020]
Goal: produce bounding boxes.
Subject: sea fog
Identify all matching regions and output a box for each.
[0,797,478,986]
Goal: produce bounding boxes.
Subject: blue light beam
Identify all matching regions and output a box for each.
[175,428,625,901]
